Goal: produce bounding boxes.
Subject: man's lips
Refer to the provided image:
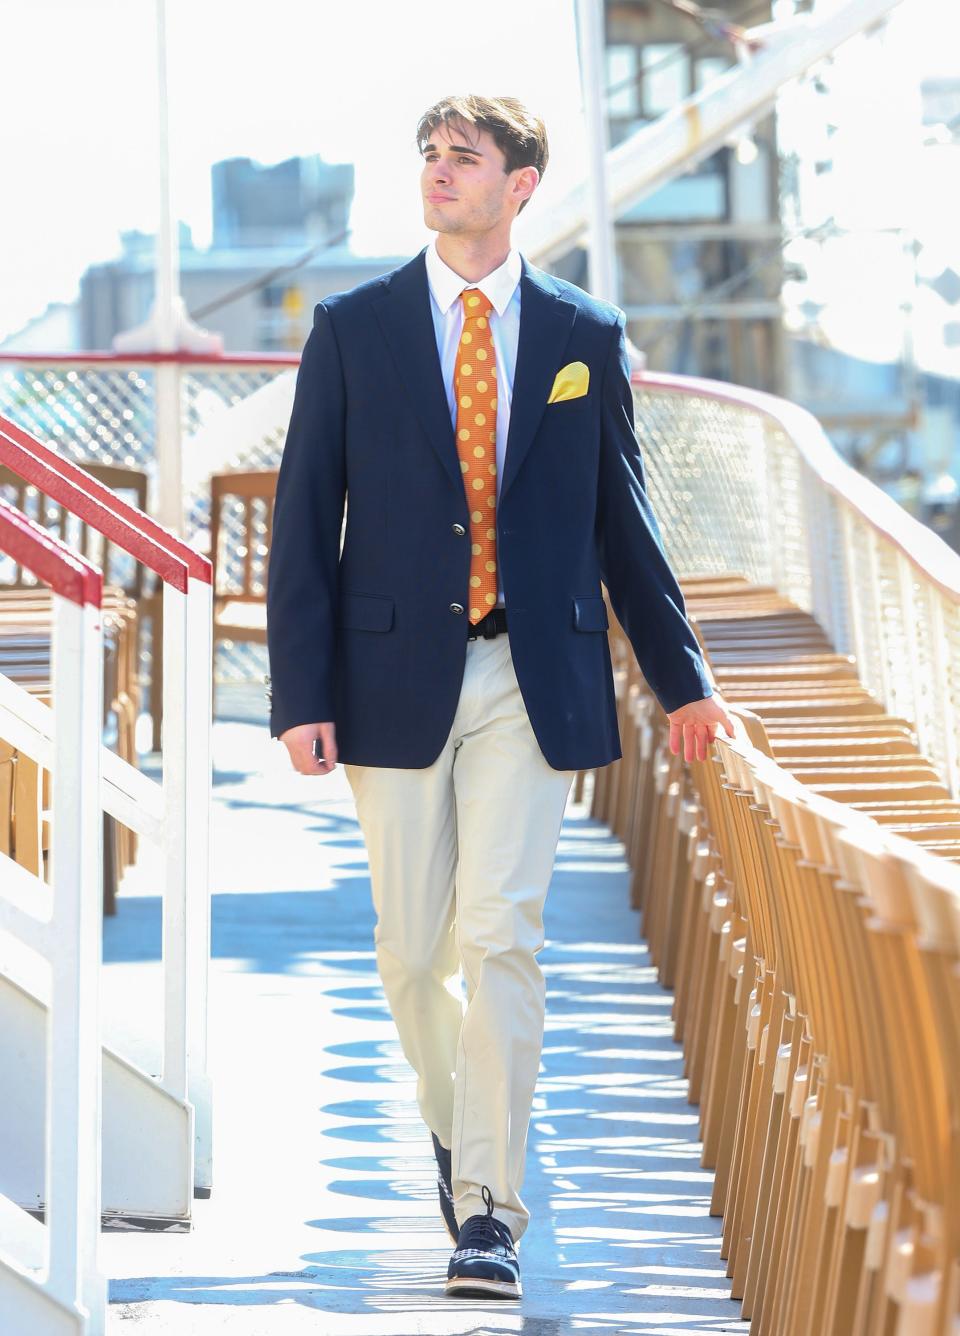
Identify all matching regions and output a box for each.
[427,194,455,203]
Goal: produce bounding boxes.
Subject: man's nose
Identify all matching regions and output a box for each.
[428,161,451,186]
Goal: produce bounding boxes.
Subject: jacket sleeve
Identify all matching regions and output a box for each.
[595,309,714,715]
[266,302,346,738]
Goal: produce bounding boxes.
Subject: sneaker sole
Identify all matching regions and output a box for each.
[445,1275,522,1300]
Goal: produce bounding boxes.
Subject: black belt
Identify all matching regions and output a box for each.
[467,606,508,640]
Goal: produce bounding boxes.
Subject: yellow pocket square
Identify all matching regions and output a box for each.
[547,361,590,404]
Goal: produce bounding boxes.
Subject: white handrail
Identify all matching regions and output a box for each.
[631,369,960,795]
[0,496,106,1333]
[0,417,214,1195]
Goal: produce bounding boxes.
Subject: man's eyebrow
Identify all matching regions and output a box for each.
[422,141,484,156]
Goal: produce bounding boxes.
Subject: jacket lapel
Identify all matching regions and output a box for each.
[371,247,579,502]
[500,256,578,501]
[372,248,463,493]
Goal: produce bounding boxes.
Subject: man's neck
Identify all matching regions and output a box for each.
[434,232,514,284]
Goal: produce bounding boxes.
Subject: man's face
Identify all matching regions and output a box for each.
[420,118,534,237]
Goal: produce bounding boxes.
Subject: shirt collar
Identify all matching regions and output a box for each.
[425,238,521,318]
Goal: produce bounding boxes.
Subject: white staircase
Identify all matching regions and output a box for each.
[0,964,194,1224]
[0,419,214,1333]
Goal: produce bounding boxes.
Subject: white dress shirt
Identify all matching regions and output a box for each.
[424,237,522,608]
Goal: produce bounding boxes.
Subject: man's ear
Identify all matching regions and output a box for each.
[514,165,539,208]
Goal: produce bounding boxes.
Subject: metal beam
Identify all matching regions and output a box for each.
[519,0,906,266]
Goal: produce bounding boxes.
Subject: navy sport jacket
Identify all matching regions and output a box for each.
[266,246,713,770]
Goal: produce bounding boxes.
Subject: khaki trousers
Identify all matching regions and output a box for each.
[343,629,576,1243]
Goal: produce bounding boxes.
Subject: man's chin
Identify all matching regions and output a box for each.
[424,204,463,230]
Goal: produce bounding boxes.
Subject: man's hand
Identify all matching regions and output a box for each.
[279,721,338,775]
[667,692,734,762]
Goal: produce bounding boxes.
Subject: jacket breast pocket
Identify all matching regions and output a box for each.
[572,595,609,632]
[338,591,395,632]
[545,393,591,413]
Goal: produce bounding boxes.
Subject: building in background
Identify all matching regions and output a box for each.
[75,153,404,352]
[211,154,353,250]
[591,0,959,547]
[774,20,960,529]
[590,0,785,392]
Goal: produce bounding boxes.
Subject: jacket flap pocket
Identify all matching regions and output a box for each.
[339,591,395,632]
[572,595,609,632]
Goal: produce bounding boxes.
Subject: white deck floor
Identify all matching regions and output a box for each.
[100,686,748,1334]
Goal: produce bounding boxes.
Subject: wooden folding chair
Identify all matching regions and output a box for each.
[209,469,277,697]
[590,562,960,1333]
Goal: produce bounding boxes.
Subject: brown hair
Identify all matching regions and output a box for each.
[416,95,548,214]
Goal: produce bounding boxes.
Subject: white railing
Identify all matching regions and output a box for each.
[0,414,215,1197]
[631,369,960,798]
[0,495,106,1333]
[0,350,295,531]
[0,352,293,683]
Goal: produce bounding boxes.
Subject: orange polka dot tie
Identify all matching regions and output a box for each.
[454,287,499,623]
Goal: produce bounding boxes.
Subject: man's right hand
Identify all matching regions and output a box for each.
[279,721,338,775]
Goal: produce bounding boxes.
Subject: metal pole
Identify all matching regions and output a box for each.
[153,0,184,534]
[155,0,177,353]
[574,0,618,304]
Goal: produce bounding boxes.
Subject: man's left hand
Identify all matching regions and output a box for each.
[667,692,735,762]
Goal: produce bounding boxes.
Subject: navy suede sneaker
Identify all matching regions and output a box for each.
[446,1184,521,1300]
[431,1131,459,1244]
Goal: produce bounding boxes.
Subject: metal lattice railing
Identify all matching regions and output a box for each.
[0,359,293,474]
[632,385,772,587]
[633,371,960,797]
[3,352,959,795]
[0,355,296,682]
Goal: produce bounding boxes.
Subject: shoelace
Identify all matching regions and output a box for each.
[457,1184,513,1253]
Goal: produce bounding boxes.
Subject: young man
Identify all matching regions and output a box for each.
[266,94,732,1300]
